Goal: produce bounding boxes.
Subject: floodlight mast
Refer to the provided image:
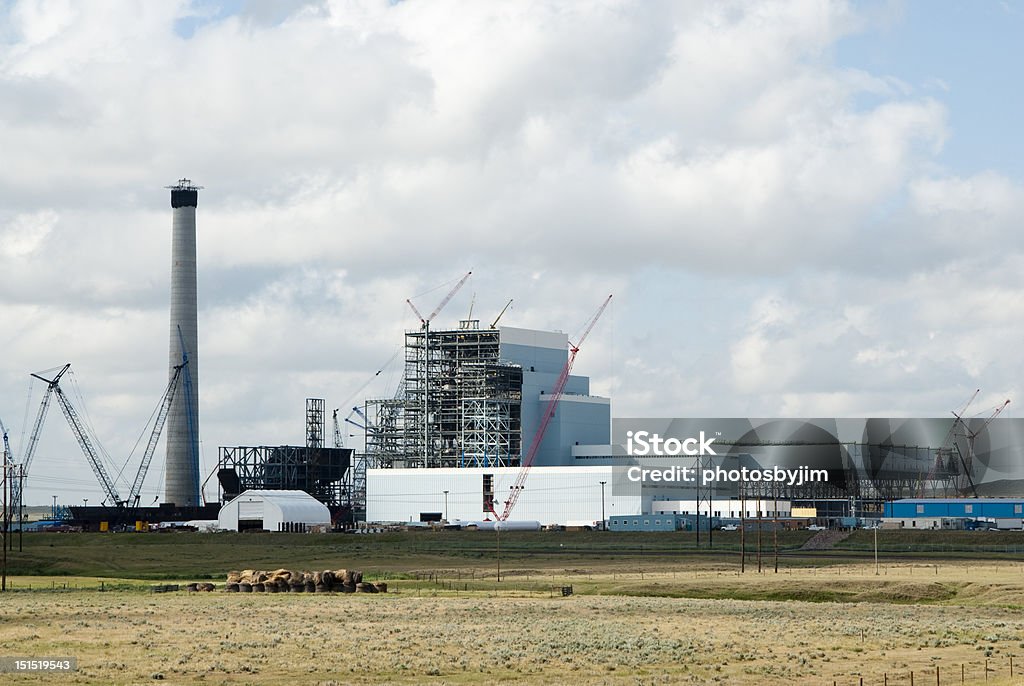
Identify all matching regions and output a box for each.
[490,295,613,522]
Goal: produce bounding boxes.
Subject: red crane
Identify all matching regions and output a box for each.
[490,295,612,521]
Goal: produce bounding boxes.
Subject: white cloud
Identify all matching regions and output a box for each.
[0,0,1021,502]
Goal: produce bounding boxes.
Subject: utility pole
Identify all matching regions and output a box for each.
[739,481,746,573]
[496,525,501,582]
[773,482,779,574]
[599,481,606,530]
[18,466,23,552]
[756,492,762,573]
[443,490,449,522]
[2,458,8,591]
[874,524,879,575]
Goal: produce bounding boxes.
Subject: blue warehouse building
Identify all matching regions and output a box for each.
[885,498,1024,519]
[883,498,1024,529]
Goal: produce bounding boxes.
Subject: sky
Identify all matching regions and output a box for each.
[1,0,1022,505]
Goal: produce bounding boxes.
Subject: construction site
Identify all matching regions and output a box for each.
[1,180,1023,535]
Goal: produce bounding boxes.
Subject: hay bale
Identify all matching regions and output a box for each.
[355,582,377,594]
[199,583,216,592]
[304,580,316,593]
[290,582,305,593]
[239,583,252,593]
[314,583,328,593]
[253,583,266,592]
[226,571,241,583]
[352,571,363,584]
[226,583,239,593]
[374,582,388,593]
[342,583,356,593]
[321,570,335,586]
[186,582,199,592]
[311,571,323,585]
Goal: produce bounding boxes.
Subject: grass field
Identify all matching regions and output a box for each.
[3,532,1024,684]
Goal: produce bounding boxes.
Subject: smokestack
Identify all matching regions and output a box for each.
[165,179,201,506]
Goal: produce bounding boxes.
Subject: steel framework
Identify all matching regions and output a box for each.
[217,445,352,508]
[365,321,523,469]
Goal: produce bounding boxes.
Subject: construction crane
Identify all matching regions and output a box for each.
[332,409,342,448]
[490,295,612,521]
[0,416,11,465]
[12,363,70,513]
[406,271,473,329]
[406,271,472,466]
[125,363,186,508]
[490,299,513,329]
[17,360,187,511]
[30,366,123,506]
[951,396,1011,497]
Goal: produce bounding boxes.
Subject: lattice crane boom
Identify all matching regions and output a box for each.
[126,363,185,506]
[51,384,121,505]
[491,295,612,521]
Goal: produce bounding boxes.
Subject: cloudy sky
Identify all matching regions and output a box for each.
[1,0,1022,505]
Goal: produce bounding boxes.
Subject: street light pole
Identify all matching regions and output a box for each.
[599,481,607,531]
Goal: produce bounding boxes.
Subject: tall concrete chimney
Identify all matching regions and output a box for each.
[165,179,201,506]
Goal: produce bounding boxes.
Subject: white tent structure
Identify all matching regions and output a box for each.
[217,490,331,532]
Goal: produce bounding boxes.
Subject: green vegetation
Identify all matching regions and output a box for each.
[6,528,1024,581]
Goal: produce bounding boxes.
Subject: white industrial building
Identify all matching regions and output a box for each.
[218,489,331,532]
[366,466,638,526]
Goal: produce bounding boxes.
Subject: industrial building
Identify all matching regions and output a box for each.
[363,323,610,470]
[883,498,1024,529]
[366,465,627,524]
[217,490,331,532]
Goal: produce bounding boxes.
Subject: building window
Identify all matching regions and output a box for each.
[1016,505,1023,514]
[964,504,973,514]
[643,520,649,526]
[916,504,924,514]
[655,519,661,525]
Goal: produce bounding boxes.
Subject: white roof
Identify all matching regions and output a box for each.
[224,489,330,522]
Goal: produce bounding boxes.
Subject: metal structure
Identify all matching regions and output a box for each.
[29,365,120,506]
[365,324,525,470]
[165,178,202,506]
[306,398,326,449]
[216,445,351,508]
[491,295,612,521]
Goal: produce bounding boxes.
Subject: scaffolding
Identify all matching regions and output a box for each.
[365,321,523,469]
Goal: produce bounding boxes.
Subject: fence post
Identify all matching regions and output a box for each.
[936,665,940,685]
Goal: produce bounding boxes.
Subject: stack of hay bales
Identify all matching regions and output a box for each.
[224,568,382,594]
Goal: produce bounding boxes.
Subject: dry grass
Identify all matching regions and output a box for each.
[1,563,1023,684]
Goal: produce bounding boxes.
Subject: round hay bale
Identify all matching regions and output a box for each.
[321,570,335,586]
[355,582,377,594]
[330,582,346,593]
[314,583,328,594]
[291,582,305,593]
[226,583,239,593]
[374,582,388,593]
[304,580,316,593]
[352,571,363,584]
[226,572,241,583]
[253,583,266,592]
[266,583,279,593]
[341,583,356,593]
[186,582,199,592]
[239,583,252,593]
[255,572,269,584]
[312,571,323,585]
[199,583,216,592]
